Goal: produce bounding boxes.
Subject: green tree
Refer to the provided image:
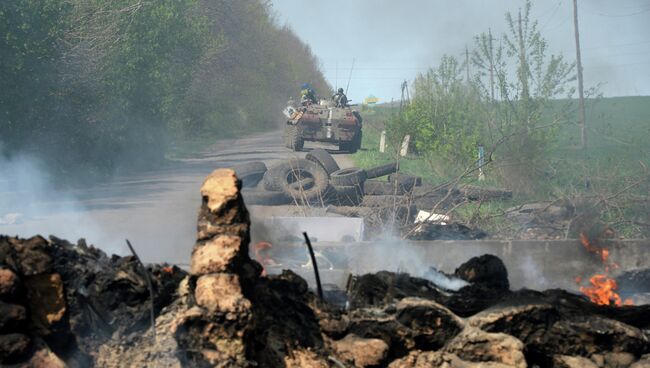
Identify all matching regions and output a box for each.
[0,0,66,155]
[401,56,484,176]
[477,0,575,191]
[0,0,329,182]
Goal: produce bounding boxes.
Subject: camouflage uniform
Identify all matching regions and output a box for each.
[301,88,317,105]
[332,88,348,107]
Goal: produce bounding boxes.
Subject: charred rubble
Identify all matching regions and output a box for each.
[1,168,649,367]
[0,235,186,366]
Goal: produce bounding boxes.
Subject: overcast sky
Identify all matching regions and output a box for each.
[271,0,650,103]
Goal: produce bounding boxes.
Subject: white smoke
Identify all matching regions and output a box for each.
[0,149,113,253]
[518,254,550,290]
[422,267,469,291]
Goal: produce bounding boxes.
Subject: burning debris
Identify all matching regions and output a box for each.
[1,168,649,367]
[575,232,634,307]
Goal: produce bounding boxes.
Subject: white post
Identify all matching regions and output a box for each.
[478,144,485,181]
[400,135,410,157]
[326,108,333,139]
[379,130,386,153]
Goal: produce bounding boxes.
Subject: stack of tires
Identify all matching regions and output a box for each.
[329,167,366,206]
[237,158,331,206]
[234,161,289,206]
[234,148,423,210]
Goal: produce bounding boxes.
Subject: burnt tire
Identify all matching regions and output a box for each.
[363,179,414,195]
[242,189,291,206]
[366,162,399,179]
[285,125,304,151]
[306,148,340,175]
[332,184,364,206]
[232,161,267,188]
[262,159,329,203]
[389,173,422,187]
[330,167,367,187]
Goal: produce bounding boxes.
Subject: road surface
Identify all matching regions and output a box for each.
[0,131,354,265]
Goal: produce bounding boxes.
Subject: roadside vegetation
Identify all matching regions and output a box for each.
[0,0,328,181]
[358,96,650,237]
[354,1,650,238]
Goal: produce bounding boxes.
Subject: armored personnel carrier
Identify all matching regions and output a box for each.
[283,99,363,152]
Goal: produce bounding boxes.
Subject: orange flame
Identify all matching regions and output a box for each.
[254,241,273,277]
[579,274,632,306]
[579,232,609,263]
[576,232,633,306]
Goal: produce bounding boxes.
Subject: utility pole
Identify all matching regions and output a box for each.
[403,80,410,105]
[488,29,495,101]
[465,46,471,83]
[399,81,410,157]
[399,81,408,113]
[573,0,587,148]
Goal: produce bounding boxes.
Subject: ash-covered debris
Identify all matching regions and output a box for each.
[49,237,186,342]
[0,234,187,367]
[617,268,650,301]
[247,270,325,367]
[2,168,650,368]
[346,255,512,318]
[407,222,488,241]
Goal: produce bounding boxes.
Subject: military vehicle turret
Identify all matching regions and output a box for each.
[283,99,363,152]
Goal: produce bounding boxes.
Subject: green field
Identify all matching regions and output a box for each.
[353,96,650,236]
[356,96,650,191]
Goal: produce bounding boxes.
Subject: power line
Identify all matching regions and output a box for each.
[323,67,428,71]
[581,7,650,17]
[543,14,573,34]
[539,2,563,32]
[582,39,650,51]
[583,48,650,59]
[586,60,650,69]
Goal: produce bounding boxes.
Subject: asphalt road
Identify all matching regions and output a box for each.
[0,131,354,265]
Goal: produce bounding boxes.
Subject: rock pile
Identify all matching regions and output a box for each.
[173,168,259,366]
[173,169,329,367]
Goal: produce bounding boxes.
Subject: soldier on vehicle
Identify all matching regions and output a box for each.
[300,83,317,105]
[332,88,348,107]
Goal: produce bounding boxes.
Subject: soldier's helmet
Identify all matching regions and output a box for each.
[338,88,344,93]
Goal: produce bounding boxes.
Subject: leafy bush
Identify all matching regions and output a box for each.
[404,56,485,176]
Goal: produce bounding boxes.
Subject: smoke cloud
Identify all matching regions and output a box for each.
[0,148,115,254]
